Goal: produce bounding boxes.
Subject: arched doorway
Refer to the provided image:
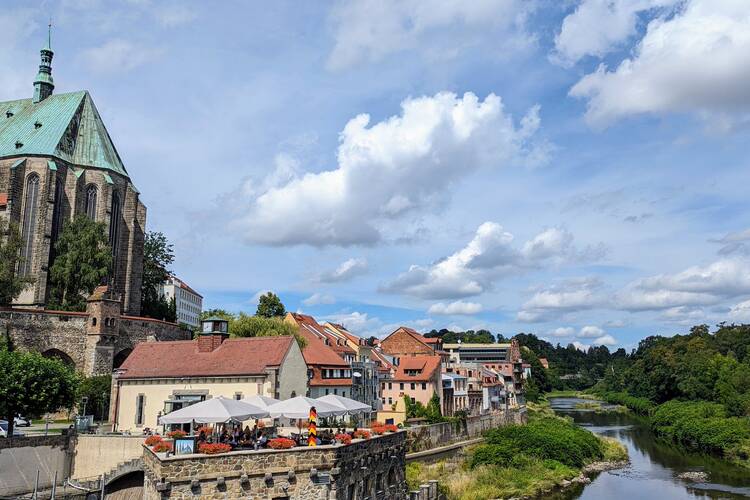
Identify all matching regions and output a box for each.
[113,348,132,369]
[41,349,75,368]
[106,470,144,499]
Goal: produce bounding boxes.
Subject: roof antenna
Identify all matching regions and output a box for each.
[48,18,52,49]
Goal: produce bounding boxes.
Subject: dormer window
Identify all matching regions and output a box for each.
[34,121,42,129]
[15,141,23,149]
[6,111,13,118]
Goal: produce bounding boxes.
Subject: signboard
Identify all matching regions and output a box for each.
[174,437,197,455]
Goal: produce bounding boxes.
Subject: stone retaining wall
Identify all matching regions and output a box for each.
[143,431,407,500]
[405,408,526,452]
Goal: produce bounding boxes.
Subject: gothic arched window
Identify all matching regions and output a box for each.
[20,173,40,276]
[109,191,121,259]
[51,179,64,243]
[84,184,98,220]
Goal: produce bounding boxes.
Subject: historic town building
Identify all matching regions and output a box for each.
[0,33,145,314]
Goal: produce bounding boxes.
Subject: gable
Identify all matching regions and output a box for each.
[381,328,433,355]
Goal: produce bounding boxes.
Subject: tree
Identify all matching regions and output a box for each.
[0,348,78,437]
[230,313,306,348]
[48,215,112,311]
[0,220,33,306]
[140,232,175,320]
[78,374,112,421]
[426,392,444,423]
[256,292,286,318]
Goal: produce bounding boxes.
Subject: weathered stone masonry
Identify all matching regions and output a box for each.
[0,287,191,376]
[143,431,408,500]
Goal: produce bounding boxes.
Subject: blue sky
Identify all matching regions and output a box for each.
[4,0,750,350]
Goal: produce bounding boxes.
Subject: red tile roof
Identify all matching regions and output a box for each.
[288,313,353,366]
[168,275,203,298]
[118,336,294,379]
[390,355,441,382]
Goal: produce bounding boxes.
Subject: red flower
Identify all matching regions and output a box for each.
[144,435,163,446]
[198,443,232,455]
[166,430,187,439]
[195,426,213,436]
[371,426,385,435]
[353,430,371,440]
[335,433,352,445]
[384,424,399,433]
[152,441,173,453]
[268,437,296,449]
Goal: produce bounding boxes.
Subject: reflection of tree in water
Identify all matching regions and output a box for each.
[558,402,750,490]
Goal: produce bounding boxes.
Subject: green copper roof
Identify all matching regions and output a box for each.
[0,91,129,178]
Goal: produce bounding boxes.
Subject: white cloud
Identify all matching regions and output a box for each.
[713,228,750,256]
[327,0,531,70]
[428,300,484,315]
[231,92,545,246]
[249,289,271,307]
[570,0,750,127]
[592,334,618,346]
[729,300,750,322]
[660,305,706,324]
[81,39,164,74]
[0,8,38,101]
[550,327,575,337]
[317,258,369,283]
[302,293,336,306]
[572,341,591,351]
[551,0,679,66]
[616,258,750,311]
[383,223,599,300]
[517,277,604,322]
[578,325,605,338]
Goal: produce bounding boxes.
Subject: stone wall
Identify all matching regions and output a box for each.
[0,434,72,497]
[143,431,407,500]
[71,435,146,480]
[0,306,191,376]
[405,408,526,453]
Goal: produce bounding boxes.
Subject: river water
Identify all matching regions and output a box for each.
[549,397,750,500]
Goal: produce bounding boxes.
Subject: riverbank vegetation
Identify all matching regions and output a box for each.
[407,415,627,499]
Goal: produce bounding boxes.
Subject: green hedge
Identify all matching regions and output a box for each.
[651,400,750,461]
[596,391,654,415]
[470,417,603,469]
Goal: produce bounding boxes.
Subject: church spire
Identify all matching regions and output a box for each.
[33,21,55,103]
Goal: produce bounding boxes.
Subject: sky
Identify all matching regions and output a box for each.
[3,0,750,351]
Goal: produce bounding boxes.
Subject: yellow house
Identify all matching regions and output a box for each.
[111,319,307,433]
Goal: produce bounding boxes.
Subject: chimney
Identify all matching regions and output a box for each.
[198,317,230,352]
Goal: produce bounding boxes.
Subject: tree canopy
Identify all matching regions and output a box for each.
[0,348,79,437]
[230,313,306,348]
[0,220,33,306]
[48,215,112,311]
[256,292,286,318]
[140,231,176,321]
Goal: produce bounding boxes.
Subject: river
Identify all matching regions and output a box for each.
[549,397,750,499]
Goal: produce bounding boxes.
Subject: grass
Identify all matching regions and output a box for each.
[600,437,628,462]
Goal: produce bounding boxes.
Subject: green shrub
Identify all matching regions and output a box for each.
[596,391,654,415]
[471,417,603,469]
[651,400,750,461]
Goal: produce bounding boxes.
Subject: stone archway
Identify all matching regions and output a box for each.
[112,348,132,369]
[42,348,75,368]
[105,470,144,499]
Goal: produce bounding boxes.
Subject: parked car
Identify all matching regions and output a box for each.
[0,420,25,438]
[14,416,31,427]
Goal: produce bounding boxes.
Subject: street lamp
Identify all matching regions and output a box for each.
[81,396,88,417]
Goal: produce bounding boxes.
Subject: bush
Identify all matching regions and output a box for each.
[597,391,654,415]
[152,441,173,453]
[651,400,750,459]
[335,433,352,445]
[353,430,371,440]
[144,435,163,446]
[471,417,603,469]
[166,429,187,439]
[198,443,232,455]
[268,438,295,449]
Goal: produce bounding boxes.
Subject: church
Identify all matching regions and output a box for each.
[0,33,145,315]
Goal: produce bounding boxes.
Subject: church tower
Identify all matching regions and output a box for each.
[33,24,55,103]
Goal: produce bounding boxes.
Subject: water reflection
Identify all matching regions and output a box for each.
[549,397,750,499]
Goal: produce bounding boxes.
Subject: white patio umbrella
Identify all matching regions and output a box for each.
[267,396,347,419]
[241,395,280,409]
[159,396,268,425]
[316,394,372,416]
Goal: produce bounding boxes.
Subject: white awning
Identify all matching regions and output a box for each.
[159,396,268,424]
[267,396,348,419]
[316,394,372,415]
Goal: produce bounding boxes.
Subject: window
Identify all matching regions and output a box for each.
[84,184,97,219]
[234,393,242,400]
[388,382,392,390]
[325,389,330,395]
[135,394,145,426]
[51,179,64,245]
[334,389,338,395]
[109,191,121,259]
[20,174,40,276]
[399,383,404,390]
[410,383,415,390]
[421,383,427,390]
